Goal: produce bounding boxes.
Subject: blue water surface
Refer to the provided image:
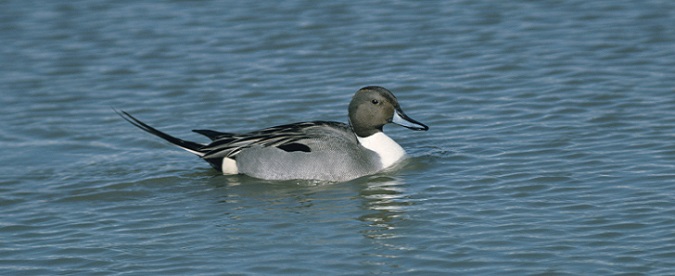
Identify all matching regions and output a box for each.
[1,0,674,274]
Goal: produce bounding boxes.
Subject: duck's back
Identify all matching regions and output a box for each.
[235,122,382,181]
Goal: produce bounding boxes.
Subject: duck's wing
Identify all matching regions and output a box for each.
[192,129,236,141]
[199,121,353,160]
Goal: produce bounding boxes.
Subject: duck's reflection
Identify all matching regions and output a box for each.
[204,172,414,243]
[356,175,411,240]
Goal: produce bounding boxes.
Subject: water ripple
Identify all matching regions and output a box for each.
[2,0,675,274]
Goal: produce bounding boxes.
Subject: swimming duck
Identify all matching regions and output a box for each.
[118,86,428,181]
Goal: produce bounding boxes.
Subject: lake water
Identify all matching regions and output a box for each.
[1,0,674,274]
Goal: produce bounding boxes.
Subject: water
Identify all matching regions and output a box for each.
[1,0,674,274]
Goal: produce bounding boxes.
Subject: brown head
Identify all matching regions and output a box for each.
[348,86,428,137]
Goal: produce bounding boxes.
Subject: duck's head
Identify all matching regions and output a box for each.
[348,86,429,137]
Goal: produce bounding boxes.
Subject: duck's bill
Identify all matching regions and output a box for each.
[392,108,429,131]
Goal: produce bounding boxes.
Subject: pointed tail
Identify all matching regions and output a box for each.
[116,109,207,156]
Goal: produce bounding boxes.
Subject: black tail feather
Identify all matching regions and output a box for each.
[116,109,206,156]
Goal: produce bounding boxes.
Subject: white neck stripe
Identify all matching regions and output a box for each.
[357,132,406,169]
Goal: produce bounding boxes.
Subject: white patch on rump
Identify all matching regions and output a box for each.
[357,132,406,169]
[221,157,239,174]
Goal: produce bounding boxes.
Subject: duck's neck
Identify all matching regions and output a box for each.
[357,132,406,169]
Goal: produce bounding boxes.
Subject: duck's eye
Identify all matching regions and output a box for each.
[371,99,379,105]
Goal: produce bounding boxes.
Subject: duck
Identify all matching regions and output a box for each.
[117,86,428,181]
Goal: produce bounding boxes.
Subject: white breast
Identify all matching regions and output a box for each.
[357,132,406,169]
